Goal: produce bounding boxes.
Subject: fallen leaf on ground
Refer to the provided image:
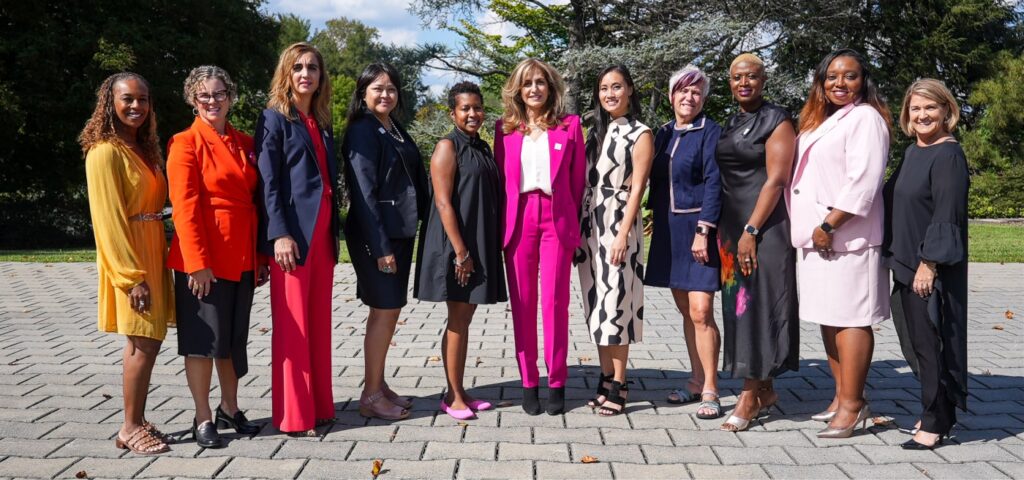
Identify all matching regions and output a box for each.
[101,393,112,400]
[397,319,407,325]
[371,459,383,478]
[872,416,895,426]
[475,357,483,366]
[993,324,1004,330]
[981,369,992,376]
[258,327,269,333]
[75,471,88,479]
[498,401,514,408]
[428,356,441,362]
[457,421,468,427]
[1006,310,1015,320]
[577,356,592,363]
[580,455,599,463]
[390,341,398,346]
[872,326,881,331]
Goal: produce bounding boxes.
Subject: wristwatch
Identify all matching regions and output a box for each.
[695,224,710,235]
[743,224,760,236]
[820,221,835,234]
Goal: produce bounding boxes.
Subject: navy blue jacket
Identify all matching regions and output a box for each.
[652,113,722,226]
[255,108,341,264]
[342,114,429,258]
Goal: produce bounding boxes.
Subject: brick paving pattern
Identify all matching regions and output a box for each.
[0,261,1021,479]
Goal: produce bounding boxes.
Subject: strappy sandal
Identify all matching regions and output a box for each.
[359,389,410,420]
[381,381,414,409]
[142,421,174,444]
[598,380,629,416]
[588,373,613,408]
[695,391,722,420]
[721,394,766,432]
[667,378,703,404]
[115,425,170,455]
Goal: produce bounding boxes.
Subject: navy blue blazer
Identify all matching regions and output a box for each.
[255,108,341,264]
[342,114,429,258]
[652,113,722,226]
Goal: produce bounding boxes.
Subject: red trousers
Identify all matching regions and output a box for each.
[270,196,335,432]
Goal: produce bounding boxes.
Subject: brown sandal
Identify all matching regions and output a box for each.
[115,425,170,455]
[381,382,414,409]
[143,421,174,444]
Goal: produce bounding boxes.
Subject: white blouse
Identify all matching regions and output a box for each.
[520,131,552,194]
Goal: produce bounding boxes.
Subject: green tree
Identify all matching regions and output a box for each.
[0,0,278,247]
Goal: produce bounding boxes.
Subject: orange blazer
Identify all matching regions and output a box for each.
[167,118,261,281]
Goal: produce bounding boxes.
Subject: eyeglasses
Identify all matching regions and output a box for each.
[196,90,229,103]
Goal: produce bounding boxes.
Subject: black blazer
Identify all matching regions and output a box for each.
[255,108,341,264]
[342,114,428,258]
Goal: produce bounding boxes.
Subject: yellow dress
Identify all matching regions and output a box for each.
[85,142,175,340]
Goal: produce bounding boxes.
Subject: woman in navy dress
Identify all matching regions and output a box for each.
[645,64,723,419]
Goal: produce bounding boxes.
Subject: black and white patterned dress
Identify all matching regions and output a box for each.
[577,117,650,345]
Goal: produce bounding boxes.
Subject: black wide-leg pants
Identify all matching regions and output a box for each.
[896,282,957,435]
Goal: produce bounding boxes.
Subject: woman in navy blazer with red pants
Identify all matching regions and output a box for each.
[256,43,340,437]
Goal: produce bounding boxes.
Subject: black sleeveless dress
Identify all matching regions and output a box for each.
[414,128,508,304]
[716,103,800,380]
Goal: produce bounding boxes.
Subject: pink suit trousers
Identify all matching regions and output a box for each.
[270,193,335,432]
[505,191,574,388]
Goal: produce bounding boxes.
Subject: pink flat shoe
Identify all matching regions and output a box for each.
[440,400,476,420]
[467,399,493,411]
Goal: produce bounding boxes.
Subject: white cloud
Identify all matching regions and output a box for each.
[478,8,523,41]
[377,27,419,47]
[266,0,414,25]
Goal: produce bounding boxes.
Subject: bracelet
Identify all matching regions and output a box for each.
[453,253,470,267]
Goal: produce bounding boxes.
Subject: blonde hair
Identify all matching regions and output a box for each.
[899,78,959,137]
[267,42,332,127]
[730,53,764,71]
[183,65,238,109]
[78,72,161,165]
[500,58,566,134]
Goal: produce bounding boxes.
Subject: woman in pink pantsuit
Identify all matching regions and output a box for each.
[256,43,340,437]
[495,58,586,415]
[788,49,891,439]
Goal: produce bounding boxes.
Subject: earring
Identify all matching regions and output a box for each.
[192,108,199,116]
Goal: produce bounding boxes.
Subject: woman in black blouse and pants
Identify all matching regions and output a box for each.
[883,78,969,450]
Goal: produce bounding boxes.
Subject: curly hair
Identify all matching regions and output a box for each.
[500,58,566,134]
[183,65,238,109]
[447,81,483,110]
[78,72,161,165]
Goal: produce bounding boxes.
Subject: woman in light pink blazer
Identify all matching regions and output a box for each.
[495,58,586,416]
[788,49,891,439]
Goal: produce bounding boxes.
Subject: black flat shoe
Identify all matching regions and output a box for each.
[546,387,565,416]
[522,387,542,416]
[901,437,943,450]
[216,406,261,435]
[192,419,224,448]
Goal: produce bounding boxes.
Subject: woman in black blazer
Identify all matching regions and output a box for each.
[343,63,429,420]
[256,42,340,437]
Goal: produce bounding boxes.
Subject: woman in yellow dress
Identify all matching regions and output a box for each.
[80,72,175,455]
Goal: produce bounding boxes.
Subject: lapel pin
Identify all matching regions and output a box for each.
[378,127,386,134]
[554,143,563,151]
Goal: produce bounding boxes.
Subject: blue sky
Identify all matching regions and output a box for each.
[262,0,516,95]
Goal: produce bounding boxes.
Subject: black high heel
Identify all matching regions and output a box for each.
[587,373,613,408]
[901,436,944,450]
[598,380,628,416]
[215,406,261,435]
[192,419,224,448]
[546,387,565,416]
[522,387,542,416]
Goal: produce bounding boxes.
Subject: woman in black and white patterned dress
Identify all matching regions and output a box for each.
[577,65,654,416]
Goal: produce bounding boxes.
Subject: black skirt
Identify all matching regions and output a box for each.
[174,270,254,378]
[348,234,414,309]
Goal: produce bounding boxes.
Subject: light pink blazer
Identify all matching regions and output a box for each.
[787,102,890,251]
[494,115,587,249]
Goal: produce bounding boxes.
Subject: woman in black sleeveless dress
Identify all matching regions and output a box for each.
[716,54,800,432]
[414,82,506,420]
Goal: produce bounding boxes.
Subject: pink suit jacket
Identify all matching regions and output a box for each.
[787,102,890,251]
[494,115,586,249]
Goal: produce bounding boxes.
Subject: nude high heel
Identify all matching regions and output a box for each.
[817,404,871,439]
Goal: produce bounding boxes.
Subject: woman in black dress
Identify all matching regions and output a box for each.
[883,78,968,450]
[343,63,429,420]
[715,54,799,432]
[414,82,506,420]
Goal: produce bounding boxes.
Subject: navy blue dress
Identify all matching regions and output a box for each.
[644,114,722,292]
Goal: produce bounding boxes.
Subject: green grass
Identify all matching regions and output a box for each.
[968,223,1024,263]
[1,224,1020,263]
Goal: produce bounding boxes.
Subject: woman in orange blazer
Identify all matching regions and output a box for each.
[167,66,268,448]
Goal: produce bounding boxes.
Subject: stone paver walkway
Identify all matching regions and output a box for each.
[0,262,1021,479]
